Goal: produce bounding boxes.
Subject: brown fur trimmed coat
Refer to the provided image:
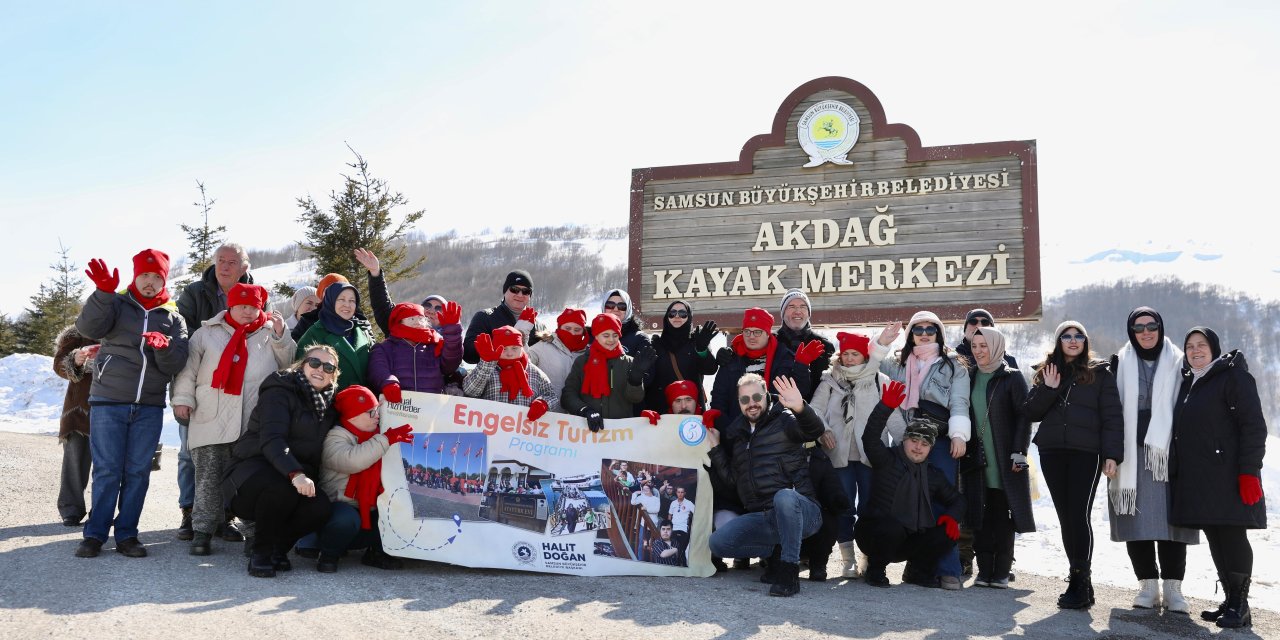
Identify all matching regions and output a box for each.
[52,325,96,440]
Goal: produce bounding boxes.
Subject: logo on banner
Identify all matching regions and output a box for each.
[678,417,706,446]
[797,99,859,167]
[511,541,537,565]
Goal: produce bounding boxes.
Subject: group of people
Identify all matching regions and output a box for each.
[54,244,1265,628]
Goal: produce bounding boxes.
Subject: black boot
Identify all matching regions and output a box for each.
[216,511,245,542]
[176,507,193,541]
[864,560,890,588]
[247,551,276,578]
[1057,568,1094,609]
[711,556,728,573]
[974,551,994,587]
[759,548,782,584]
[807,554,829,582]
[1201,573,1229,622]
[768,561,801,597]
[189,532,212,556]
[1216,572,1252,629]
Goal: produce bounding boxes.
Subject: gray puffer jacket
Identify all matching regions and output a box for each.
[76,288,189,407]
[879,350,972,441]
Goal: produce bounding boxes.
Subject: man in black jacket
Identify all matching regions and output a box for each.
[856,380,964,588]
[710,307,813,425]
[774,289,833,401]
[463,270,545,364]
[707,374,825,597]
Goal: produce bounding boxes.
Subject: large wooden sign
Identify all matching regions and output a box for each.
[629,76,1039,328]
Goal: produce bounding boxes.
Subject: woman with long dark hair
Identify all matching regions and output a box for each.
[1024,321,1123,609]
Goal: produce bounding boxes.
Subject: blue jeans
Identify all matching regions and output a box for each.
[319,503,382,556]
[177,423,194,509]
[927,442,962,578]
[84,404,163,542]
[709,489,822,564]
[834,461,873,544]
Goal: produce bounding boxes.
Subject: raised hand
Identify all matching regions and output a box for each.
[701,408,722,429]
[269,311,286,338]
[474,333,501,362]
[141,331,170,350]
[690,320,718,352]
[794,340,825,366]
[715,347,733,367]
[1042,363,1061,389]
[527,398,548,421]
[85,258,119,293]
[437,301,462,326]
[881,380,907,409]
[876,321,902,346]
[353,247,381,277]
[384,424,414,445]
[382,382,403,404]
[628,344,657,385]
[641,409,660,425]
[773,376,804,412]
[519,306,538,323]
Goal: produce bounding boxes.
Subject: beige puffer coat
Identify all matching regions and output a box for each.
[321,426,391,509]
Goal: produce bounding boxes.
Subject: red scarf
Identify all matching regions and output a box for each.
[497,354,534,401]
[732,334,778,383]
[211,311,268,396]
[128,284,171,310]
[340,422,382,530]
[557,328,589,352]
[581,341,623,398]
[389,321,444,356]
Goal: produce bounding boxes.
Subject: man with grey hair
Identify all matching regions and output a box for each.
[175,243,253,543]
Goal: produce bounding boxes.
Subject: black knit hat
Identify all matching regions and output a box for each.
[503,270,533,293]
[965,308,995,325]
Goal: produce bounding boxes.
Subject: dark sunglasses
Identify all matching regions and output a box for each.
[427,304,444,312]
[1132,322,1161,334]
[967,318,993,327]
[1059,333,1086,343]
[303,357,337,373]
[911,325,939,336]
[508,286,532,296]
[667,309,689,319]
[604,301,628,311]
[738,392,765,406]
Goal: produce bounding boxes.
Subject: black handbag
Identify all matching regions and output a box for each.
[914,399,950,435]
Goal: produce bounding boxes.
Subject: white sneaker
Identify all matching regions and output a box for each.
[838,542,861,579]
[1163,579,1189,613]
[1133,578,1161,609]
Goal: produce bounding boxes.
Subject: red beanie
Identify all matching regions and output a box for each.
[390,302,426,326]
[334,385,378,426]
[591,313,622,336]
[742,307,774,333]
[491,325,524,349]
[132,249,170,281]
[316,273,349,302]
[228,283,269,310]
[836,332,870,358]
[557,308,587,328]
[665,380,699,408]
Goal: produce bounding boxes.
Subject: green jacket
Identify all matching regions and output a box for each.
[561,351,644,419]
[295,322,372,391]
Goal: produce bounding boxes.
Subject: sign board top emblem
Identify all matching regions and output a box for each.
[797,99,859,167]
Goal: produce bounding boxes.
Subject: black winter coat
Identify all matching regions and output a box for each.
[962,364,1035,533]
[708,399,826,512]
[709,341,811,425]
[177,264,253,332]
[775,324,834,402]
[462,302,546,365]
[1169,351,1268,529]
[1025,360,1124,462]
[862,402,964,525]
[223,371,337,494]
[644,334,717,412]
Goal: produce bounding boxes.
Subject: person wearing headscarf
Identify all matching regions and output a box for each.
[295,282,374,391]
[1107,307,1198,612]
[962,327,1035,589]
[290,273,351,342]
[368,301,464,399]
[1024,320,1123,609]
[527,308,590,396]
[642,299,719,412]
[954,308,1019,368]
[1170,327,1267,629]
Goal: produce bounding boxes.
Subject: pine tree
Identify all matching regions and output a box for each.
[0,314,19,358]
[181,180,226,276]
[17,242,85,356]
[296,146,426,333]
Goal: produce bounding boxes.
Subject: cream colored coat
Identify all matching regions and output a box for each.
[172,311,296,449]
[321,426,391,509]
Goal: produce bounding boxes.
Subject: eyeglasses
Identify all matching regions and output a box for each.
[738,392,765,405]
[667,309,689,319]
[366,408,379,418]
[1060,333,1086,343]
[967,318,993,327]
[1132,322,1161,334]
[741,328,766,338]
[508,286,532,296]
[303,357,337,373]
[427,304,444,312]
[911,325,939,336]
[604,301,628,311]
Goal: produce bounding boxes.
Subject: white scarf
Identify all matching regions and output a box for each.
[1109,337,1182,515]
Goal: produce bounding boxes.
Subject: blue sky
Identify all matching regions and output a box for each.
[3,1,1277,317]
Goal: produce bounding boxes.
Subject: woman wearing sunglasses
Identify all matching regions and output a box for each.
[874,310,971,590]
[1024,320,1123,609]
[295,282,374,392]
[642,299,719,413]
[223,346,342,577]
[1107,307,1197,613]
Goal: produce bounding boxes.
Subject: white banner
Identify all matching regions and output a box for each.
[376,391,716,577]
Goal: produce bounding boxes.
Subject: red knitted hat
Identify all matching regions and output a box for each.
[742,307,774,333]
[557,308,587,328]
[491,325,524,349]
[836,332,870,358]
[334,385,378,426]
[665,380,699,408]
[132,249,170,281]
[390,302,426,326]
[591,313,622,336]
[228,283,269,310]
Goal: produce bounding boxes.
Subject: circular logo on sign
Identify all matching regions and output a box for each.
[511,541,536,565]
[678,417,706,446]
[797,100,859,168]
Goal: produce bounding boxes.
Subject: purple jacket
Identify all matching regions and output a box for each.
[368,323,463,395]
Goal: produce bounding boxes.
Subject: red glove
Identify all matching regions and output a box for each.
[519,306,538,323]
[641,410,660,425]
[85,258,120,293]
[474,333,501,362]
[701,409,722,429]
[881,380,906,409]
[1239,474,1263,505]
[938,515,960,541]
[527,398,548,421]
[384,424,414,445]
[437,301,462,326]
[794,340,826,366]
[141,331,170,350]
[382,382,402,404]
